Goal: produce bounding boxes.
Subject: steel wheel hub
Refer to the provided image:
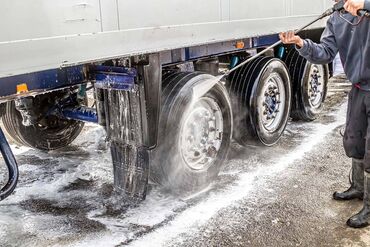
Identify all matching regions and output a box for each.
[179,97,223,171]
[308,64,324,108]
[259,73,285,132]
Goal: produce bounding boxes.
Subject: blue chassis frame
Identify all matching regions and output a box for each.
[0,34,280,102]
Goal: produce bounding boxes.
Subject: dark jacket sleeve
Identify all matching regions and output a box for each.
[295,16,338,64]
[365,0,370,12]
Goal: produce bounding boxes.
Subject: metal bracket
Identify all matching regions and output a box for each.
[138,53,162,149]
[90,65,137,91]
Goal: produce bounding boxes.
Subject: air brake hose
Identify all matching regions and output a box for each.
[0,127,19,201]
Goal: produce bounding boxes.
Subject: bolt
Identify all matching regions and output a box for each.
[201,138,207,145]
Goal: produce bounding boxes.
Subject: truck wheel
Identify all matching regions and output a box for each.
[151,72,232,193]
[2,91,85,151]
[285,49,329,121]
[228,56,291,146]
[0,103,4,119]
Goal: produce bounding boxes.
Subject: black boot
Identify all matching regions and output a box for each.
[333,159,364,201]
[347,172,370,228]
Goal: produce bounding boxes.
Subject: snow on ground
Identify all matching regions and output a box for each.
[34,103,349,247]
[0,86,349,247]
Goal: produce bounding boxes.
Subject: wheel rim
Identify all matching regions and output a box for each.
[307,64,325,109]
[179,97,223,171]
[258,72,286,132]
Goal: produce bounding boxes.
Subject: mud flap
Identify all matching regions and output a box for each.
[111,145,149,199]
[93,66,150,200]
[101,88,150,200]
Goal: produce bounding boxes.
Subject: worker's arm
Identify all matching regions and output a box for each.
[279,16,338,64]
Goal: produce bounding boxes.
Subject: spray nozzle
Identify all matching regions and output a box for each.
[319,0,345,19]
[333,0,345,12]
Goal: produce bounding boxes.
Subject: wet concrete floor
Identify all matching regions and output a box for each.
[0,77,369,247]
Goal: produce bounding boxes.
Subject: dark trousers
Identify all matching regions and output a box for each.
[344,86,370,172]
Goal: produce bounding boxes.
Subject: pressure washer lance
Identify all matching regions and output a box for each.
[193,0,365,99]
[226,1,348,77]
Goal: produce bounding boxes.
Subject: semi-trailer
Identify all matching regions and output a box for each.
[0,0,332,201]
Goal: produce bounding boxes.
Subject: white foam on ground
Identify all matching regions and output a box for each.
[72,102,347,247]
[2,124,111,205]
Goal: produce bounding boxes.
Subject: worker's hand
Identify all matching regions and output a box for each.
[279,31,304,48]
[344,0,365,16]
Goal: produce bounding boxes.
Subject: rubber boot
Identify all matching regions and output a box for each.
[333,159,364,201]
[347,172,370,228]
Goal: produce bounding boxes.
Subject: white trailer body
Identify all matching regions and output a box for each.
[0,0,331,78]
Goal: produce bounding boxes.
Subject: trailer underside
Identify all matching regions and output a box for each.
[0,27,328,201]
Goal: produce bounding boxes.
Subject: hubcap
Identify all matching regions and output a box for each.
[307,64,324,109]
[179,97,223,171]
[258,73,286,132]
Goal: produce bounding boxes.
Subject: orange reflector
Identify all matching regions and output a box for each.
[235,41,245,49]
[16,83,29,94]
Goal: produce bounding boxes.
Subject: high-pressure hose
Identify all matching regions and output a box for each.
[194,1,349,111]
[202,1,346,94]
[0,127,19,201]
[223,1,345,78]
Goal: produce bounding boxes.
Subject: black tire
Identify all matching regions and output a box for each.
[285,49,329,121]
[151,72,232,193]
[0,103,5,119]
[228,57,291,146]
[2,91,85,151]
